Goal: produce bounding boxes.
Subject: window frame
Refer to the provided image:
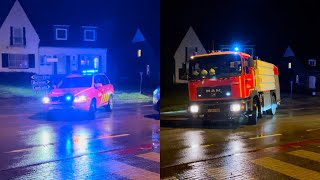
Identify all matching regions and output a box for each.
[84,29,96,41]
[308,59,316,67]
[55,28,68,40]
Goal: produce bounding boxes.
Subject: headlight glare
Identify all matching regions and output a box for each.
[42,97,50,104]
[190,105,199,113]
[74,95,87,103]
[230,104,241,112]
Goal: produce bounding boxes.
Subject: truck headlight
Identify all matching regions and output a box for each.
[190,105,199,113]
[74,95,87,103]
[230,104,241,112]
[42,97,50,104]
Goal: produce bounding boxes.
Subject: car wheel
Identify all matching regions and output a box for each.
[88,99,96,119]
[105,95,113,112]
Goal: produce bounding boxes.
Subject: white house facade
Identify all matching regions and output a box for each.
[39,47,107,75]
[0,1,108,75]
[174,26,207,84]
[0,0,39,73]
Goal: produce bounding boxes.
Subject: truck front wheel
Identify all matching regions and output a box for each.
[248,98,259,125]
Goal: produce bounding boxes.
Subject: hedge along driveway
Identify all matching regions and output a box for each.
[0,85,151,104]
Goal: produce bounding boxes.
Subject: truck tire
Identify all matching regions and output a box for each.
[248,98,259,125]
[267,95,277,115]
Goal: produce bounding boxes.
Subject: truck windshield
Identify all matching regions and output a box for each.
[189,54,242,80]
[58,76,92,88]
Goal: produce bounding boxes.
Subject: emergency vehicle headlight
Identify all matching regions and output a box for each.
[190,105,199,113]
[230,104,241,112]
[74,95,87,103]
[42,97,50,104]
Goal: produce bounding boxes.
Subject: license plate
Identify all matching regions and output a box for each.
[208,108,220,112]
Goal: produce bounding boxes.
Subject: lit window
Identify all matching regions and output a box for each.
[137,49,142,57]
[296,75,299,84]
[288,62,291,69]
[55,28,67,40]
[84,29,96,41]
[94,57,99,69]
[308,59,316,66]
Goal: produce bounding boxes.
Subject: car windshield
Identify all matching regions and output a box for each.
[58,76,92,88]
[189,54,242,80]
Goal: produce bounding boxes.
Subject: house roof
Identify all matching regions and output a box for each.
[0,0,159,53]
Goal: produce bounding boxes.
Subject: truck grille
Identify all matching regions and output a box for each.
[197,86,231,98]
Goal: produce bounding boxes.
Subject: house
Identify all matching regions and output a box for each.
[277,46,320,93]
[0,1,108,75]
[131,28,159,87]
[173,26,207,84]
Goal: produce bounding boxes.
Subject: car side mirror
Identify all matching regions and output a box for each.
[95,83,103,89]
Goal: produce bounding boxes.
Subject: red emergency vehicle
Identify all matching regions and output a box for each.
[42,73,114,119]
[183,51,280,124]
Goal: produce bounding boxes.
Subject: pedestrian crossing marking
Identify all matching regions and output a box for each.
[288,150,320,162]
[206,166,254,179]
[136,152,160,162]
[104,160,159,180]
[252,157,320,179]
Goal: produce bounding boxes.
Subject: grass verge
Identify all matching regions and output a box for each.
[161,84,189,112]
[0,85,151,104]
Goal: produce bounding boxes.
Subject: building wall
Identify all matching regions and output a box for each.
[174,27,207,84]
[0,1,40,73]
[39,47,107,75]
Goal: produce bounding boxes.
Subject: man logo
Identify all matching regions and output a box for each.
[206,89,221,93]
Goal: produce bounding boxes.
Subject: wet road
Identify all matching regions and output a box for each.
[161,95,320,179]
[0,98,160,179]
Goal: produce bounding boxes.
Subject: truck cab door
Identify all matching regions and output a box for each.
[244,57,255,98]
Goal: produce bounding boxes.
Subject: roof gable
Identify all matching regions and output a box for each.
[132,28,146,43]
[283,46,295,57]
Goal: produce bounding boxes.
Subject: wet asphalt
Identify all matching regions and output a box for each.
[161,95,320,179]
[0,98,160,179]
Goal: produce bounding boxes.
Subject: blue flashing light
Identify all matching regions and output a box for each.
[234,47,239,51]
[82,69,98,75]
[226,92,231,96]
[65,95,72,101]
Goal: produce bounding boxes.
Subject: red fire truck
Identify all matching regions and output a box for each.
[182,51,280,124]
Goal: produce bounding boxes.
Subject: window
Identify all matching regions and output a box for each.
[309,59,316,66]
[8,54,29,69]
[137,49,142,57]
[288,62,291,69]
[10,27,25,46]
[84,29,96,41]
[244,48,253,56]
[56,28,67,40]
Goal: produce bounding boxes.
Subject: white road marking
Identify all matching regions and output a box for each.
[306,128,320,132]
[249,133,282,140]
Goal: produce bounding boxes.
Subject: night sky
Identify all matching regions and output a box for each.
[161,0,320,88]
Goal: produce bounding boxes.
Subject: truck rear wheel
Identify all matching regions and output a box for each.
[248,98,259,125]
[267,95,277,115]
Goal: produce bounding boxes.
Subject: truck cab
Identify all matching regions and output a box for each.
[181,51,280,124]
